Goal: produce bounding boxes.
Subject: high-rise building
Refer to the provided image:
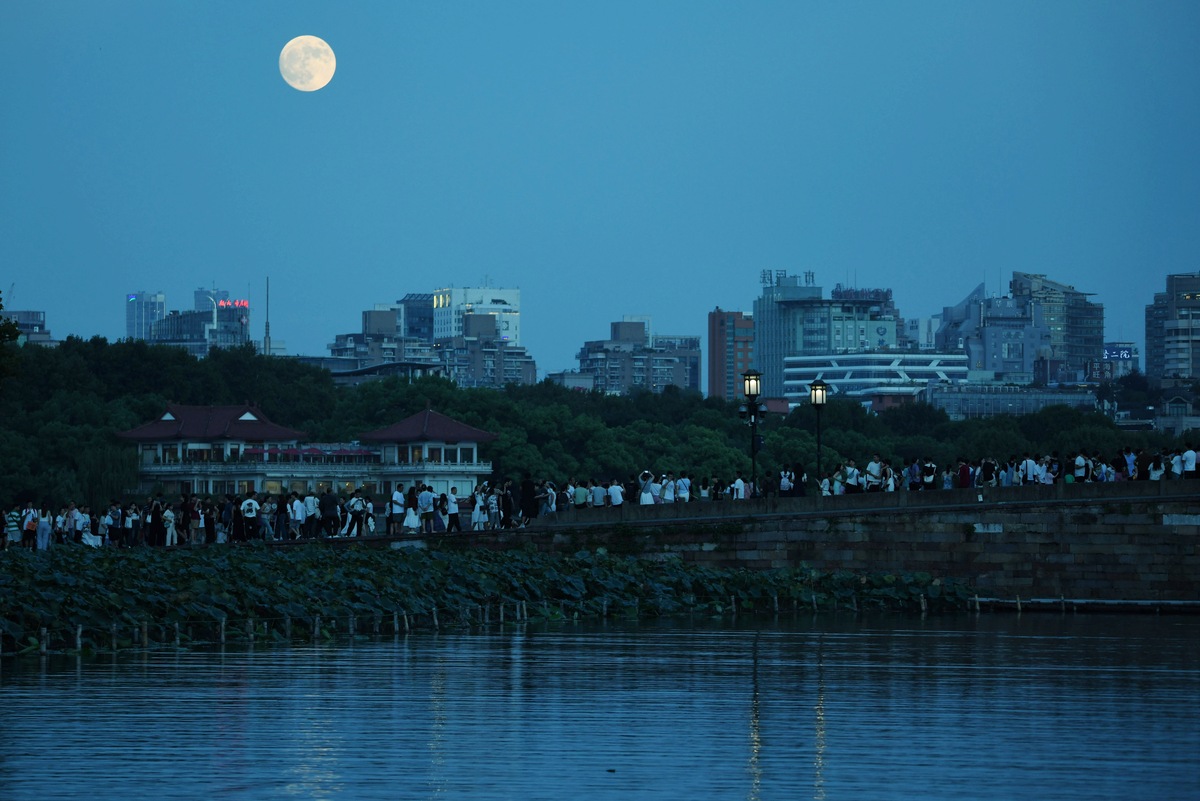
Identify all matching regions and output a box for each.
[1010,272,1104,378]
[432,287,520,345]
[398,294,434,342]
[1145,273,1200,383]
[2,309,57,346]
[149,296,251,358]
[936,283,1053,383]
[752,270,901,398]
[576,319,700,394]
[194,287,229,312]
[707,308,754,400]
[125,291,166,341]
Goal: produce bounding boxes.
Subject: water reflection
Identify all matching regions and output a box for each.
[1,615,1198,801]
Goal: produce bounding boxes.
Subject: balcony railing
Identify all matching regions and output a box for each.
[140,459,493,477]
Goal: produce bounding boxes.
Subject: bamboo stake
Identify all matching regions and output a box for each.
[431,607,439,629]
[75,625,83,652]
[219,617,226,644]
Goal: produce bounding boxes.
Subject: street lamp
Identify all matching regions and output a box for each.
[809,378,829,490]
[741,369,763,499]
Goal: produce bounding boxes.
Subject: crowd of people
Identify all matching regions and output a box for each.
[4,442,1192,550]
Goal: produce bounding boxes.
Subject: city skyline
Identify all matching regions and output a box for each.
[4,3,1198,374]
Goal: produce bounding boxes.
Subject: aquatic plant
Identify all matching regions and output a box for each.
[0,544,975,654]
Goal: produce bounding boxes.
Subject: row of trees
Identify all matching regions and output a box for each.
[0,332,1186,509]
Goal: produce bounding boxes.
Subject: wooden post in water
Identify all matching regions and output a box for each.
[431,607,439,629]
[403,613,410,633]
[1016,596,1022,615]
[500,604,505,624]
[392,612,399,634]
[247,619,254,643]
[729,595,736,617]
[39,628,47,655]
[141,623,149,649]
[285,615,292,641]
[601,600,608,618]
[373,614,381,635]
[174,622,181,647]
[75,625,83,652]
[919,594,927,614]
[313,615,321,640]
[772,595,779,614]
[484,605,490,625]
[110,622,117,653]
[219,617,226,644]
[348,615,356,636]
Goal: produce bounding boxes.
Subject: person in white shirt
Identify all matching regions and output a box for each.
[1020,454,1040,485]
[389,484,406,535]
[345,489,367,537]
[676,473,691,503]
[1169,450,1183,480]
[1074,452,1088,482]
[446,488,461,533]
[864,456,883,492]
[289,492,306,539]
[240,492,261,540]
[591,481,608,509]
[661,473,676,503]
[730,473,746,500]
[608,481,624,507]
[1183,444,1197,480]
[842,460,861,494]
[778,467,795,496]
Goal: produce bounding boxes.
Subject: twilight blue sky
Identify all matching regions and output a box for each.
[3,2,1198,377]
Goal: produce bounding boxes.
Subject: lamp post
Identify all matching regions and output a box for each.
[741,369,762,500]
[809,378,829,490]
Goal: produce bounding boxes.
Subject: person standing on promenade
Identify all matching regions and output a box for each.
[345,488,366,537]
[446,487,462,533]
[303,489,319,538]
[417,483,436,533]
[731,472,746,500]
[239,491,260,541]
[288,492,305,539]
[389,484,405,535]
[317,489,339,538]
[162,502,178,547]
[864,456,883,492]
[608,478,625,508]
[36,506,52,550]
[677,472,692,502]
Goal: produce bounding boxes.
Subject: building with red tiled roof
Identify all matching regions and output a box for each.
[119,404,495,500]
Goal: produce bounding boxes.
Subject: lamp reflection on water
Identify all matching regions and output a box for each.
[747,634,762,801]
[813,637,826,801]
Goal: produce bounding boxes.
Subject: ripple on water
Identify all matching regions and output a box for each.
[1,616,1197,801]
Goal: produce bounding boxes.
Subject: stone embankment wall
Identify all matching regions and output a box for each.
[423,479,1199,602]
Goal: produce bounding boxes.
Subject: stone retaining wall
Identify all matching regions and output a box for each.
[412,479,1200,601]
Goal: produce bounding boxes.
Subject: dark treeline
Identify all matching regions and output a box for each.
[0,337,1182,508]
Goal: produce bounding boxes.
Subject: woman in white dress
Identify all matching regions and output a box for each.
[471,485,487,531]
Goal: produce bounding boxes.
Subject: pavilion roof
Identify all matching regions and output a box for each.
[358,408,497,444]
[117,404,306,443]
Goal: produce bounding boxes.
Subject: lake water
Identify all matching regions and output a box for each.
[1,614,1197,801]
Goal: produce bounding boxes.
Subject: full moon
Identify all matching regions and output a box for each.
[279,35,336,92]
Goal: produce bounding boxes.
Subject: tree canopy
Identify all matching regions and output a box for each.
[0,337,1182,508]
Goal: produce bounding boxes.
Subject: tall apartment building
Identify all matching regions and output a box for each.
[707,308,754,400]
[752,270,901,398]
[432,287,520,345]
[438,313,538,388]
[576,319,700,394]
[1145,273,1200,383]
[125,291,166,341]
[1010,272,1104,377]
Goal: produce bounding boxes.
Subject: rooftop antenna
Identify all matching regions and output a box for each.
[263,276,271,356]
